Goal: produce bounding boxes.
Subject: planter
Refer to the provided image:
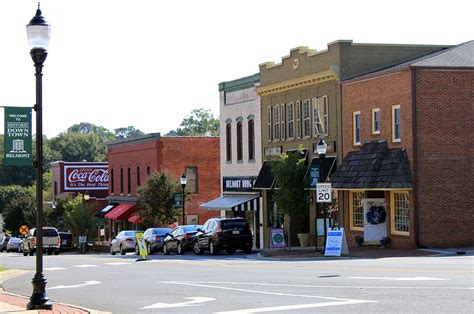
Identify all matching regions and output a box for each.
[297,233,311,247]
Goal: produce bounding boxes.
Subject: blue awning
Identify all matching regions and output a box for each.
[200,195,260,211]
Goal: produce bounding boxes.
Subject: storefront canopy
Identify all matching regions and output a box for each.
[94,203,118,218]
[104,203,135,220]
[331,140,413,190]
[200,195,260,211]
[128,213,141,224]
[252,162,275,190]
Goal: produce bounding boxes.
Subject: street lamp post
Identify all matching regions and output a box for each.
[180,174,187,226]
[316,139,327,254]
[26,4,52,310]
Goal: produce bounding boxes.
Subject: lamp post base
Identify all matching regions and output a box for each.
[27,273,52,310]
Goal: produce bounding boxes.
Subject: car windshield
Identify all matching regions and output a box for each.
[123,231,136,237]
[183,226,202,232]
[152,228,171,235]
[221,220,248,230]
[33,229,58,237]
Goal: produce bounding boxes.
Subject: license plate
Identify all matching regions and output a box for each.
[232,230,240,234]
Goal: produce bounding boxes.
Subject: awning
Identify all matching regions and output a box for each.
[128,213,141,224]
[200,195,260,211]
[331,140,413,190]
[94,203,118,218]
[304,156,337,189]
[104,203,135,220]
[252,162,275,190]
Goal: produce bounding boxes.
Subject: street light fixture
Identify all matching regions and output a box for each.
[316,139,327,254]
[180,173,187,226]
[26,4,52,310]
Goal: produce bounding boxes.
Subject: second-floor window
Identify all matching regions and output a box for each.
[136,166,141,187]
[248,119,255,160]
[110,169,114,194]
[302,99,311,137]
[287,103,294,139]
[280,104,286,140]
[353,111,361,145]
[296,101,302,138]
[127,167,131,194]
[236,120,243,161]
[273,105,280,141]
[392,105,401,142]
[267,107,272,142]
[226,121,232,161]
[313,96,328,136]
[372,108,380,134]
[120,168,124,194]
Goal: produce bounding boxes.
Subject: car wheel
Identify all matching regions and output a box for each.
[54,250,59,255]
[120,245,125,255]
[23,250,28,256]
[227,248,236,255]
[163,243,170,255]
[28,247,34,256]
[209,241,218,255]
[177,242,183,255]
[193,242,203,255]
[110,246,116,255]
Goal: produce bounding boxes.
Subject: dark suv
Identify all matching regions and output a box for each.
[193,217,253,255]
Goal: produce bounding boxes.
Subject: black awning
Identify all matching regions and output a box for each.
[304,156,337,189]
[331,140,413,190]
[200,195,260,211]
[253,161,275,190]
[94,203,118,218]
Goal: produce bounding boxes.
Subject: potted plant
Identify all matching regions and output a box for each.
[354,235,364,247]
[380,236,391,248]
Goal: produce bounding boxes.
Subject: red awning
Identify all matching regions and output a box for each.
[128,214,141,224]
[104,203,135,220]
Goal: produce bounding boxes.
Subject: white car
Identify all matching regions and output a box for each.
[110,230,143,255]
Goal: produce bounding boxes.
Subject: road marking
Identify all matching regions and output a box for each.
[73,264,98,268]
[49,280,101,290]
[141,297,215,309]
[105,262,131,265]
[44,267,66,271]
[215,299,374,313]
[349,276,447,281]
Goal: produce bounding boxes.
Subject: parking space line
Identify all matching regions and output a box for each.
[73,264,98,268]
[44,267,67,271]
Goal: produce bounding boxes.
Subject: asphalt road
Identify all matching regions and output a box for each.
[1,251,472,313]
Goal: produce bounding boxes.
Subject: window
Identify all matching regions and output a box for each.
[236,120,243,161]
[372,108,380,134]
[120,168,124,194]
[146,166,151,176]
[296,101,302,138]
[312,96,328,136]
[392,105,401,142]
[280,104,286,140]
[273,105,280,141]
[136,166,141,187]
[391,191,409,235]
[302,99,311,137]
[110,169,114,194]
[185,167,198,194]
[248,119,255,160]
[127,167,131,194]
[267,107,272,142]
[287,103,294,138]
[350,191,364,230]
[226,121,232,161]
[353,111,361,145]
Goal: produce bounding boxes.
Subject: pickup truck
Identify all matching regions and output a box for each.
[22,227,61,256]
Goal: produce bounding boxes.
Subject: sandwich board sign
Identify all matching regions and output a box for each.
[324,228,349,256]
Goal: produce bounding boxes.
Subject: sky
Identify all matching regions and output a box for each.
[0,0,472,138]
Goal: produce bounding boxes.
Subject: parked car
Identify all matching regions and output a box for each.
[193,217,253,255]
[143,228,172,254]
[110,230,143,255]
[21,227,61,256]
[58,232,73,252]
[6,237,22,253]
[0,236,10,252]
[163,225,202,255]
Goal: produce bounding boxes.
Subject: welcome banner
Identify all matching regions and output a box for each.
[3,107,32,166]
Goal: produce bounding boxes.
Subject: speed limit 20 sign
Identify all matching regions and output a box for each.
[316,183,332,203]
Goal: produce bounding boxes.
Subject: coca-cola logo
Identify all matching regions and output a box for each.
[64,166,108,190]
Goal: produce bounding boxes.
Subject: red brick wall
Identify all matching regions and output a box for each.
[415,69,474,247]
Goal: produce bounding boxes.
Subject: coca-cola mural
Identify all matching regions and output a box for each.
[64,165,109,190]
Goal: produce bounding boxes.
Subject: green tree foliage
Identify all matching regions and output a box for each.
[67,122,115,141]
[0,185,35,234]
[63,194,96,236]
[114,126,145,139]
[48,132,108,162]
[136,172,182,227]
[167,108,219,136]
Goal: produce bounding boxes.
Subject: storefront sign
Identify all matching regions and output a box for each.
[64,165,108,190]
[222,176,256,192]
[324,228,349,256]
[3,107,32,166]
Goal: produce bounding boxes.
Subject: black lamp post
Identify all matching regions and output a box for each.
[180,173,187,225]
[316,139,327,254]
[27,4,52,310]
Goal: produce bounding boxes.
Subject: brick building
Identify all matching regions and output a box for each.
[104,133,220,237]
[334,41,473,248]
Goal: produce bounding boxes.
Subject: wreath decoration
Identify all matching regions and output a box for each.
[365,205,387,225]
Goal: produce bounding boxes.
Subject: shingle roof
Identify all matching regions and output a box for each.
[331,140,413,190]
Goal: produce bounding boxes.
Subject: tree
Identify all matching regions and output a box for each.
[48,131,108,162]
[63,195,96,237]
[167,108,219,136]
[268,147,309,250]
[67,122,115,142]
[136,172,182,227]
[0,185,35,234]
[114,126,145,139]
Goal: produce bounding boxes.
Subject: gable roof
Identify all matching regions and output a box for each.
[331,140,413,190]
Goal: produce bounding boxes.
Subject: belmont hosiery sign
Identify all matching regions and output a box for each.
[64,165,108,190]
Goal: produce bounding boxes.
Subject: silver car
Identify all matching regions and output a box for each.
[110,230,143,255]
[6,237,22,253]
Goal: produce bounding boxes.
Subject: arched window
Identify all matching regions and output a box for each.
[136,166,141,187]
[146,166,151,176]
[248,119,255,160]
[226,122,232,162]
[110,169,114,194]
[237,121,243,161]
[127,167,131,194]
[120,168,124,194]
